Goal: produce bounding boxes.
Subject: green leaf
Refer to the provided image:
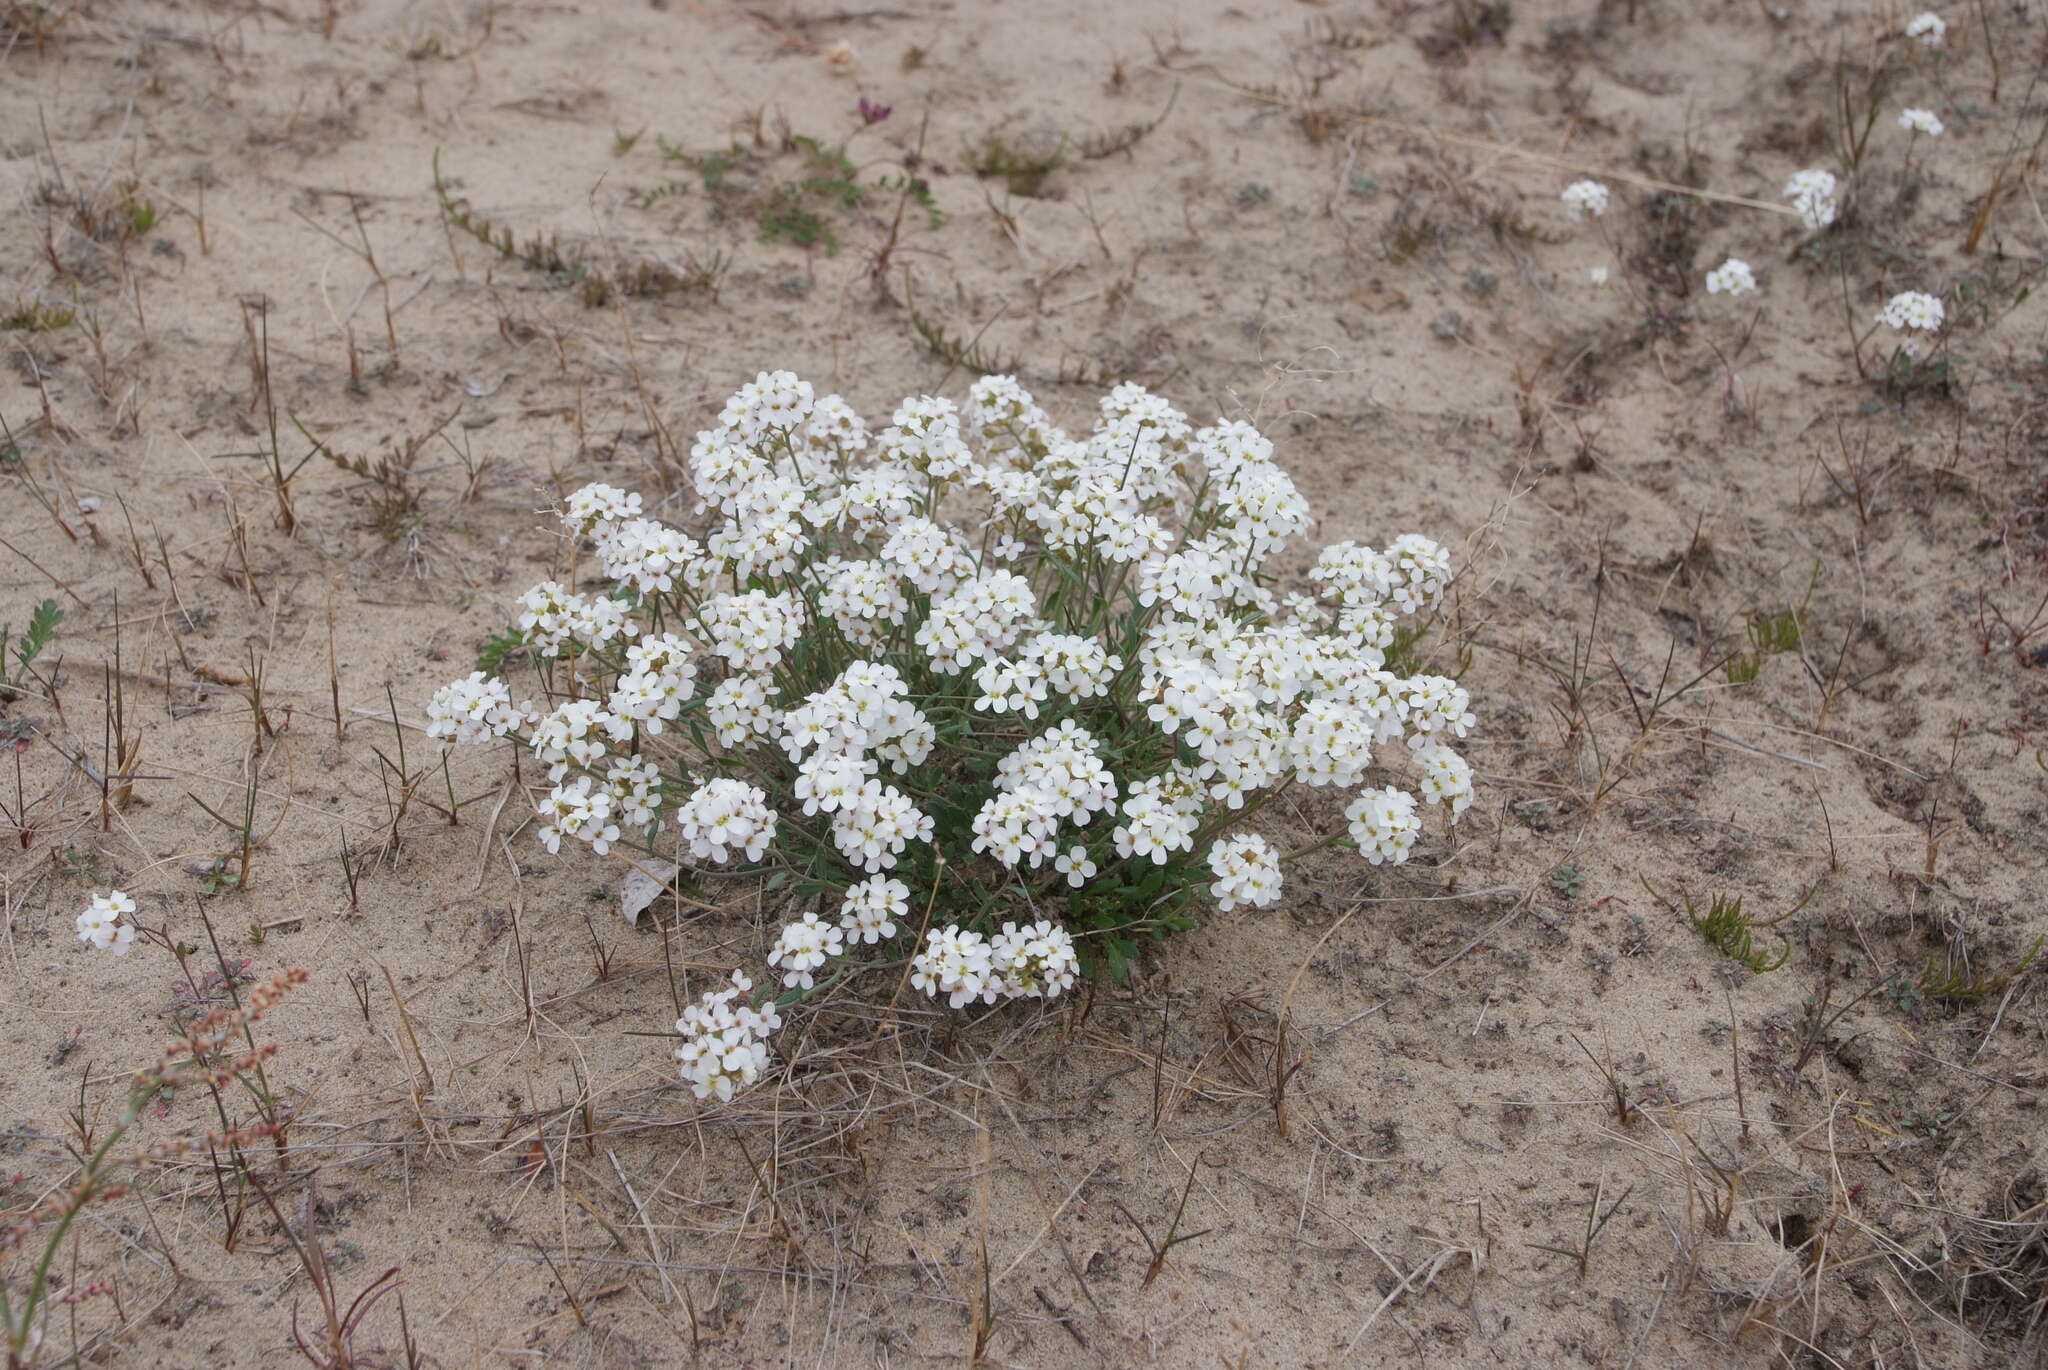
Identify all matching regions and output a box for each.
[14,599,60,674]
[476,627,526,675]
[1104,936,1136,983]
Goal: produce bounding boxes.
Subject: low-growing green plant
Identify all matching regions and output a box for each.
[0,599,61,703]
[432,151,725,305]
[1647,877,1810,973]
[0,300,73,333]
[969,133,1066,197]
[1918,936,2041,1003]
[428,373,1477,1103]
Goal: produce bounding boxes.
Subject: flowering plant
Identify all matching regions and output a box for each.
[429,374,1475,1102]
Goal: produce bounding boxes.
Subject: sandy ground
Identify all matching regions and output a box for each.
[2,0,2047,1366]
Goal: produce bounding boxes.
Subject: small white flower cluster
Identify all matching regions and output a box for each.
[1905,11,1944,47]
[675,778,777,864]
[431,372,1479,1105]
[532,699,630,781]
[1705,257,1758,297]
[1416,743,1476,817]
[1784,168,1840,232]
[1207,833,1282,912]
[76,889,136,956]
[767,912,844,989]
[673,971,781,1101]
[702,591,803,673]
[839,875,908,943]
[1347,787,1423,865]
[1876,290,1945,333]
[1560,180,1611,221]
[1898,107,1945,138]
[517,580,635,658]
[537,775,622,855]
[609,634,698,734]
[426,672,534,749]
[910,921,1079,1007]
[973,722,1120,867]
[1113,770,1204,865]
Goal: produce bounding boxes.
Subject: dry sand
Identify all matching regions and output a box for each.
[2,0,2046,1366]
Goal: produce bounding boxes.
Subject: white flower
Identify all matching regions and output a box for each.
[1589,265,1610,286]
[1054,845,1098,888]
[601,518,704,597]
[910,926,997,1008]
[705,675,781,747]
[716,369,815,443]
[1876,290,1945,333]
[490,373,1487,1105]
[1289,699,1377,787]
[838,876,908,943]
[830,780,932,873]
[700,591,803,673]
[973,656,1049,719]
[1905,11,1944,47]
[1705,258,1757,297]
[1021,633,1121,699]
[1387,534,1453,613]
[767,912,845,990]
[1400,675,1475,747]
[1560,180,1610,221]
[426,672,529,749]
[537,775,621,856]
[989,920,1078,999]
[1207,833,1282,912]
[604,756,665,830]
[1414,743,1474,819]
[1783,169,1839,232]
[1112,789,1198,865]
[971,787,1061,869]
[915,571,1038,672]
[674,970,780,1102]
[563,482,643,538]
[1346,787,1422,866]
[530,699,625,781]
[76,890,138,955]
[675,779,777,865]
[1898,107,1945,137]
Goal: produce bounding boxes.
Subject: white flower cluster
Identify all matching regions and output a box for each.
[1877,291,1945,333]
[76,889,136,956]
[517,581,635,658]
[1783,168,1840,232]
[426,672,534,749]
[430,371,1478,1105]
[537,775,621,855]
[1705,257,1757,297]
[767,911,844,989]
[1560,180,1611,221]
[910,921,1079,1007]
[1207,833,1281,912]
[1898,107,1945,137]
[609,634,698,734]
[673,971,782,1101]
[972,721,1120,867]
[675,778,777,864]
[1905,11,1944,47]
[1347,787,1423,865]
[838,875,908,943]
